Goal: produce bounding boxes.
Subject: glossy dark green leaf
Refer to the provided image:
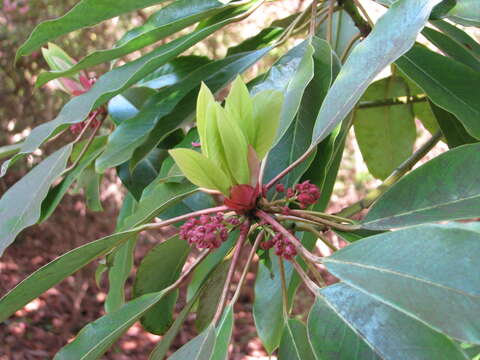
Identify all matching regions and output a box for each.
[96,47,271,173]
[0,227,141,323]
[363,143,480,229]
[0,143,72,256]
[431,20,480,57]
[108,87,157,125]
[396,44,480,139]
[196,260,231,332]
[168,325,216,360]
[36,0,232,86]
[211,305,234,360]
[133,236,190,335]
[117,148,167,200]
[309,282,468,360]
[3,10,251,177]
[105,192,138,313]
[446,0,480,26]
[324,225,480,343]
[264,38,339,189]
[311,0,442,146]
[354,76,416,180]
[422,27,480,71]
[430,101,477,148]
[55,289,169,360]
[76,165,103,212]
[15,0,169,59]
[278,319,316,360]
[40,137,107,222]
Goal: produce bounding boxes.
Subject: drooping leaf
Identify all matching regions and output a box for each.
[311,0,442,146]
[211,305,234,360]
[15,0,170,60]
[54,289,169,360]
[35,0,233,86]
[0,228,142,323]
[446,0,480,26]
[354,76,416,180]
[133,236,190,335]
[225,76,255,145]
[309,282,468,360]
[76,165,103,212]
[105,192,138,313]
[396,44,480,139]
[226,27,284,56]
[169,149,231,194]
[0,143,72,256]
[422,27,480,71]
[278,319,316,360]
[3,8,254,176]
[431,20,480,57]
[168,325,216,360]
[195,260,231,332]
[39,137,107,222]
[0,143,21,161]
[430,102,477,148]
[363,143,480,229]
[324,224,480,344]
[108,87,157,125]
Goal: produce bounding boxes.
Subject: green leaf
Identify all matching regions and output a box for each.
[264,38,339,189]
[40,137,107,222]
[422,27,480,71]
[324,224,480,344]
[187,232,237,302]
[309,282,468,360]
[226,27,283,56]
[105,192,138,313]
[0,142,21,161]
[0,143,72,256]
[363,143,480,229]
[251,39,315,145]
[225,76,254,144]
[316,10,360,57]
[211,305,234,360]
[55,289,169,360]
[215,104,250,184]
[251,90,284,159]
[169,149,231,194]
[96,47,271,173]
[196,260,231,332]
[108,87,157,125]
[431,20,480,58]
[35,0,232,86]
[122,182,198,229]
[354,76,416,180]
[197,82,216,157]
[430,102,477,148]
[0,228,141,323]
[311,0,442,146]
[278,319,316,360]
[133,236,190,335]
[76,165,103,212]
[446,0,480,26]
[168,324,216,360]
[396,44,480,139]
[3,9,251,176]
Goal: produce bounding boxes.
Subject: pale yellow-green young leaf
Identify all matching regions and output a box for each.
[215,103,250,185]
[204,102,234,183]
[168,149,231,195]
[225,76,255,145]
[252,90,284,159]
[41,43,77,73]
[196,82,216,157]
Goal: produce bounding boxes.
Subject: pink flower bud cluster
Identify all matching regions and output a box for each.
[68,76,104,134]
[180,213,236,249]
[276,181,320,209]
[261,232,297,260]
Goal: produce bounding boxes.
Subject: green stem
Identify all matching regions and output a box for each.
[291,258,320,295]
[336,131,443,218]
[278,256,289,316]
[289,209,361,231]
[294,209,356,224]
[338,0,372,37]
[297,224,338,252]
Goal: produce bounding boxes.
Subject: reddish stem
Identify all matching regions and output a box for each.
[255,210,322,264]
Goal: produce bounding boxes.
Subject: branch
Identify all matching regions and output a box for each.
[338,0,372,37]
[336,131,443,218]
